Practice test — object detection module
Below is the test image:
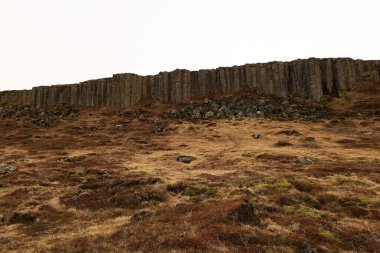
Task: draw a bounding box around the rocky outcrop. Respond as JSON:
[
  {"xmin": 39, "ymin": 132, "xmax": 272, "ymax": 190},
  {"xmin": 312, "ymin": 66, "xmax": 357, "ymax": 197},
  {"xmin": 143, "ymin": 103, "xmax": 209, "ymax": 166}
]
[{"xmin": 1, "ymin": 58, "xmax": 379, "ymax": 110}]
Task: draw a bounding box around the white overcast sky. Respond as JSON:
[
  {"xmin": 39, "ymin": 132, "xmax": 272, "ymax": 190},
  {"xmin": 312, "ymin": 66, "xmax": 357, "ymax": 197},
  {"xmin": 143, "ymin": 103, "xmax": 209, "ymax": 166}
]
[{"xmin": 0, "ymin": 0, "xmax": 379, "ymax": 91}]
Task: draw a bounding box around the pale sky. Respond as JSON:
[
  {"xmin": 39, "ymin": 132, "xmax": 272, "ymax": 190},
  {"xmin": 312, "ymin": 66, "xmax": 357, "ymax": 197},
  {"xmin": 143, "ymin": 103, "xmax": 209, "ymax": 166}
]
[{"xmin": 1, "ymin": 0, "xmax": 379, "ymax": 91}]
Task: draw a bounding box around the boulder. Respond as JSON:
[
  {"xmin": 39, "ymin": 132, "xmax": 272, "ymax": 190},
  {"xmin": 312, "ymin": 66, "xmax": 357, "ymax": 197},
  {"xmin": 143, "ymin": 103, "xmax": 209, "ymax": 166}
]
[
  {"xmin": 176, "ymin": 156, "xmax": 196, "ymax": 164},
  {"xmin": 229, "ymin": 200, "xmax": 259, "ymax": 225}
]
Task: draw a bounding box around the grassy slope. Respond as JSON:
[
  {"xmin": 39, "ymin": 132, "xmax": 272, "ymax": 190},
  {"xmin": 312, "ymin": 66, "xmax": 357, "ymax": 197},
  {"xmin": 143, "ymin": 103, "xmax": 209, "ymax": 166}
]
[{"xmin": 0, "ymin": 82, "xmax": 379, "ymax": 252}]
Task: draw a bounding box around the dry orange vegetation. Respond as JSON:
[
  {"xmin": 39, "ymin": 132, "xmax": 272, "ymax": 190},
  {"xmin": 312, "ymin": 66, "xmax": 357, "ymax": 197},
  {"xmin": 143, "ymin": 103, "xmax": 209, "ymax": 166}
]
[{"xmin": 0, "ymin": 82, "xmax": 380, "ymax": 252}]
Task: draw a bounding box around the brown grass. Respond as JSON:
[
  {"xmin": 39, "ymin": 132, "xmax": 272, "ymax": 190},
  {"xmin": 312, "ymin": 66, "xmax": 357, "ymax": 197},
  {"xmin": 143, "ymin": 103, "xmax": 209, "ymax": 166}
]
[{"xmin": 1, "ymin": 89, "xmax": 380, "ymax": 252}]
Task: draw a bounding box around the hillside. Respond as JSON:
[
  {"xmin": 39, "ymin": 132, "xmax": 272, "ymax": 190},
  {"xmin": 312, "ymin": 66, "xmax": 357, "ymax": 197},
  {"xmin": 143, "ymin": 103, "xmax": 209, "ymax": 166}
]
[{"xmin": 0, "ymin": 81, "xmax": 380, "ymax": 252}]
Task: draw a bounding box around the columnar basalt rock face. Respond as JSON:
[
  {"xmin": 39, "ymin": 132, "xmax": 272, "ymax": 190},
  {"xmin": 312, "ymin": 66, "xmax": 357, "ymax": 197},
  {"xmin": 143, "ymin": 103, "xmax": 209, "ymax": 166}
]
[{"xmin": 1, "ymin": 58, "xmax": 379, "ymax": 110}]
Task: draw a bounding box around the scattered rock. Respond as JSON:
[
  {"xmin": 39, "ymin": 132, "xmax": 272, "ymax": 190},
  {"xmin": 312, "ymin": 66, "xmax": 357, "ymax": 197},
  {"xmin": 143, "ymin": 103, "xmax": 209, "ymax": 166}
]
[
  {"xmin": 162, "ymin": 95, "xmax": 328, "ymax": 121},
  {"xmin": 115, "ymin": 124, "xmax": 123, "ymax": 131},
  {"xmin": 0, "ymin": 163, "xmax": 18, "ymax": 175},
  {"xmin": 252, "ymin": 132, "xmax": 261, "ymax": 139},
  {"xmin": 229, "ymin": 201, "xmax": 259, "ymax": 224},
  {"xmin": 0, "ymin": 106, "xmax": 79, "ymax": 122},
  {"xmin": 176, "ymin": 156, "xmax": 196, "ymax": 164},
  {"xmin": 297, "ymin": 156, "xmax": 313, "ymax": 165}
]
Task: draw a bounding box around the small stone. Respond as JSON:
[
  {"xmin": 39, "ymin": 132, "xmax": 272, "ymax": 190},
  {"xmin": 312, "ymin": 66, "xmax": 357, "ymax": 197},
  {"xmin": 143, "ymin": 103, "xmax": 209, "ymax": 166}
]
[
  {"xmin": 153, "ymin": 118, "xmax": 161, "ymax": 125},
  {"xmin": 212, "ymin": 103, "xmax": 219, "ymax": 110},
  {"xmin": 252, "ymin": 132, "xmax": 261, "ymax": 139},
  {"xmin": 236, "ymin": 111, "xmax": 244, "ymax": 119},
  {"xmin": 246, "ymin": 113, "xmax": 256, "ymax": 118},
  {"xmin": 298, "ymin": 156, "xmax": 313, "ymax": 165},
  {"xmin": 237, "ymin": 100, "xmax": 245, "ymax": 106},
  {"xmin": 139, "ymin": 114, "xmax": 145, "ymax": 121},
  {"xmin": 259, "ymin": 99, "xmax": 266, "ymax": 105},
  {"xmin": 282, "ymin": 100, "xmax": 290, "ymax": 106},
  {"xmin": 176, "ymin": 156, "xmax": 196, "ymax": 164},
  {"xmin": 0, "ymin": 163, "xmax": 18, "ymax": 175},
  {"xmin": 218, "ymin": 105, "xmax": 230, "ymax": 114},
  {"xmin": 265, "ymin": 104, "xmax": 274, "ymax": 113},
  {"xmin": 204, "ymin": 98, "xmax": 211, "ymax": 104},
  {"xmin": 204, "ymin": 111, "xmax": 214, "ymax": 119},
  {"xmin": 115, "ymin": 124, "xmax": 123, "ymax": 131},
  {"xmin": 192, "ymin": 109, "xmax": 201, "ymax": 119},
  {"xmin": 170, "ymin": 109, "xmax": 178, "ymax": 115}
]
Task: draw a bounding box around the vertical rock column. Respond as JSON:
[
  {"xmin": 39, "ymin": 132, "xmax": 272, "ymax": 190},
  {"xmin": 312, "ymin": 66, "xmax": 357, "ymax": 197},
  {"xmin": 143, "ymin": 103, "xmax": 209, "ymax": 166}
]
[{"xmin": 308, "ymin": 59, "xmax": 323, "ymax": 100}]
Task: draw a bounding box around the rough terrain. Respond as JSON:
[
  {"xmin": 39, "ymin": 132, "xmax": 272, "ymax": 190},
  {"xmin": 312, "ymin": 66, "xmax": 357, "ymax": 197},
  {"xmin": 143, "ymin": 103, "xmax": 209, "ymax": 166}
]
[{"xmin": 0, "ymin": 81, "xmax": 379, "ymax": 252}]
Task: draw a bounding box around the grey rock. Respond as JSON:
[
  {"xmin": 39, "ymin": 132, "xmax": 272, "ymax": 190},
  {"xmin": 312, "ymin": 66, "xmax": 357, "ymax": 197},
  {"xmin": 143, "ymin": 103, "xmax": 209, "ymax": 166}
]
[
  {"xmin": 171, "ymin": 109, "xmax": 178, "ymax": 115},
  {"xmin": 282, "ymin": 100, "xmax": 290, "ymax": 106},
  {"xmin": 115, "ymin": 124, "xmax": 123, "ymax": 131},
  {"xmin": 0, "ymin": 163, "xmax": 18, "ymax": 175},
  {"xmin": 218, "ymin": 105, "xmax": 230, "ymax": 114},
  {"xmin": 236, "ymin": 111, "xmax": 244, "ymax": 119},
  {"xmin": 246, "ymin": 113, "xmax": 256, "ymax": 118},
  {"xmin": 265, "ymin": 104, "xmax": 274, "ymax": 113},
  {"xmin": 298, "ymin": 156, "xmax": 313, "ymax": 165},
  {"xmin": 237, "ymin": 100, "xmax": 245, "ymax": 106},
  {"xmin": 192, "ymin": 109, "xmax": 201, "ymax": 119},
  {"xmin": 246, "ymin": 106, "xmax": 257, "ymax": 114},
  {"xmin": 153, "ymin": 118, "xmax": 161, "ymax": 125},
  {"xmin": 204, "ymin": 98, "xmax": 211, "ymax": 104},
  {"xmin": 177, "ymin": 156, "xmax": 196, "ymax": 164},
  {"xmin": 252, "ymin": 132, "xmax": 261, "ymax": 139},
  {"xmin": 204, "ymin": 111, "xmax": 214, "ymax": 119},
  {"xmin": 212, "ymin": 103, "xmax": 219, "ymax": 110}
]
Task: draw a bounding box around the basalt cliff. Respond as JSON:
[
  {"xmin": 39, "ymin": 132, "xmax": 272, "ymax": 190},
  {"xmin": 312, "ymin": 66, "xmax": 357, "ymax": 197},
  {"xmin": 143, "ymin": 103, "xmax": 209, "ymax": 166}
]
[{"xmin": 1, "ymin": 58, "xmax": 379, "ymax": 110}]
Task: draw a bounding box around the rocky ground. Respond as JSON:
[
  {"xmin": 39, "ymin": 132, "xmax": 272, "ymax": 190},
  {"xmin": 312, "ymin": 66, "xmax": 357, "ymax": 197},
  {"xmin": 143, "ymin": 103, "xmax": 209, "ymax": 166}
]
[{"xmin": 0, "ymin": 81, "xmax": 380, "ymax": 253}]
